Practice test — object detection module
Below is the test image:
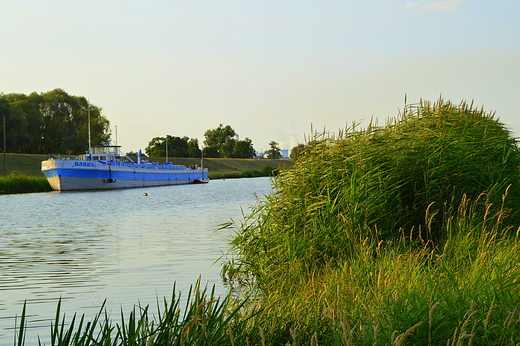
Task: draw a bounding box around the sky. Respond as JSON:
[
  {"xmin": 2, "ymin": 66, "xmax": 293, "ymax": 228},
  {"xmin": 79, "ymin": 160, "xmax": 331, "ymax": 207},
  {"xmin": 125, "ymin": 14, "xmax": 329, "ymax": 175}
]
[{"xmin": 1, "ymin": 0, "xmax": 519, "ymax": 154}]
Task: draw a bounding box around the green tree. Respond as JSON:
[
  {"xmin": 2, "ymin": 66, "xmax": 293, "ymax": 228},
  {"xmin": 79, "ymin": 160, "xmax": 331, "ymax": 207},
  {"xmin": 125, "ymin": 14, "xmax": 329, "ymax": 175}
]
[
  {"xmin": 0, "ymin": 97, "xmax": 14, "ymax": 153},
  {"xmin": 203, "ymin": 146, "xmax": 220, "ymax": 158},
  {"xmin": 221, "ymin": 138, "xmax": 236, "ymax": 158},
  {"xmin": 265, "ymin": 141, "xmax": 281, "ymax": 159},
  {"xmin": 203, "ymin": 124, "xmax": 236, "ymax": 158},
  {"xmin": 187, "ymin": 138, "xmax": 202, "ymax": 158},
  {"xmin": 2, "ymin": 89, "xmax": 111, "ymax": 154},
  {"xmin": 290, "ymin": 143, "xmax": 306, "ymax": 161},
  {"xmin": 145, "ymin": 135, "xmax": 201, "ymax": 158},
  {"xmin": 4, "ymin": 92, "xmax": 44, "ymax": 153},
  {"xmin": 233, "ymin": 137, "xmax": 256, "ymax": 158}
]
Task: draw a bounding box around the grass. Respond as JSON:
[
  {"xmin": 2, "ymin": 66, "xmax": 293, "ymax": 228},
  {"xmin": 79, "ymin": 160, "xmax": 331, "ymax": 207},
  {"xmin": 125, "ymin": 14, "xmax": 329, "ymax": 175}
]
[
  {"xmin": 0, "ymin": 172, "xmax": 52, "ymax": 194},
  {"xmin": 0, "ymin": 154, "xmax": 290, "ymax": 193},
  {"xmin": 0, "ymin": 154, "xmax": 291, "ymax": 180},
  {"xmin": 14, "ymin": 280, "xmax": 260, "ymax": 346},
  {"xmin": 10, "ymin": 98, "xmax": 520, "ymax": 344},
  {"xmin": 224, "ymin": 98, "xmax": 520, "ymax": 344}
]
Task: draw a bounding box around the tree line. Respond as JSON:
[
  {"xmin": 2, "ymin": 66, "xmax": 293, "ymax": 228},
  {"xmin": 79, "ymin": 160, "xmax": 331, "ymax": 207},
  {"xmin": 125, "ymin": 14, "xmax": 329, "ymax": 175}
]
[
  {"xmin": 0, "ymin": 89, "xmax": 110, "ymax": 154},
  {"xmin": 1, "ymin": 89, "xmax": 287, "ymax": 159},
  {"xmin": 146, "ymin": 124, "xmax": 284, "ymax": 159}
]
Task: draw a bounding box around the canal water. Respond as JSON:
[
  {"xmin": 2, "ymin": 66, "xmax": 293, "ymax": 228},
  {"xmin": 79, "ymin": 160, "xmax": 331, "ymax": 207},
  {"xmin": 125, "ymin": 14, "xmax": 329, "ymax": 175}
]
[{"xmin": 0, "ymin": 177, "xmax": 272, "ymax": 345}]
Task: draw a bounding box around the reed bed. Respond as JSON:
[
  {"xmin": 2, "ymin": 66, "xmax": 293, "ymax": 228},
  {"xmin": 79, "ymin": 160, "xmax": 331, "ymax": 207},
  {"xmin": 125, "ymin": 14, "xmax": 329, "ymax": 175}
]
[
  {"xmin": 0, "ymin": 172, "xmax": 52, "ymax": 194},
  {"xmin": 225, "ymin": 99, "xmax": 520, "ymax": 344},
  {"xmin": 12, "ymin": 99, "xmax": 520, "ymax": 345}
]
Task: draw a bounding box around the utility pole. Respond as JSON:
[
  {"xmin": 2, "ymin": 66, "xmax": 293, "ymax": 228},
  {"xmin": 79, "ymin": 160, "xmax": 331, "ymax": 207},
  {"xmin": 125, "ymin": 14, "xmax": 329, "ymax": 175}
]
[
  {"xmin": 3, "ymin": 115, "xmax": 6, "ymax": 176},
  {"xmin": 87, "ymin": 108, "xmax": 92, "ymax": 154},
  {"xmin": 166, "ymin": 135, "xmax": 168, "ymax": 163},
  {"xmin": 114, "ymin": 125, "xmax": 118, "ymax": 155}
]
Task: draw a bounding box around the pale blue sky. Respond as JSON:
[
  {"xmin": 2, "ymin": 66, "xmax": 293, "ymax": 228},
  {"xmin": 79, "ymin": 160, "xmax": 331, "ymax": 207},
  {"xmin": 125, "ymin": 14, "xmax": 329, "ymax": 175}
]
[{"xmin": 2, "ymin": 0, "xmax": 519, "ymax": 153}]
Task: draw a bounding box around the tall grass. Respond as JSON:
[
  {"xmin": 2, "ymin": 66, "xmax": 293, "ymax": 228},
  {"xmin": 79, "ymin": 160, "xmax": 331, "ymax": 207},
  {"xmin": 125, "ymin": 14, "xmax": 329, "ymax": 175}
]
[
  {"xmin": 0, "ymin": 172, "xmax": 52, "ymax": 194},
  {"xmin": 224, "ymin": 99, "xmax": 520, "ymax": 344},
  {"xmin": 14, "ymin": 280, "xmax": 261, "ymax": 346}
]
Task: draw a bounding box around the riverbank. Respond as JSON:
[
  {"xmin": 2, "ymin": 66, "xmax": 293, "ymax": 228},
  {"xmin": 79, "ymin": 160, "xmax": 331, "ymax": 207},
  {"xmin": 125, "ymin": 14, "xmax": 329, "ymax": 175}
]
[
  {"xmin": 0, "ymin": 153, "xmax": 291, "ymax": 178},
  {"xmin": 0, "ymin": 173, "xmax": 52, "ymax": 194},
  {"xmin": 0, "ymin": 154, "xmax": 292, "ymax": 193}
]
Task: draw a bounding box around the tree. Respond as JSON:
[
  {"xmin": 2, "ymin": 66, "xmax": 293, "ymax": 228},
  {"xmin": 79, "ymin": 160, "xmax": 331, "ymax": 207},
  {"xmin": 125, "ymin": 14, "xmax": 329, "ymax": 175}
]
[
  {"xmin": 265, "ymin": 141, "xmax": 281, "ymax": 159},
  {"xmin": 233, "ymin": 137, "xmax": 256, "ymax": 158},
  {"xmin": 203, "ymin": 146, "xmax": 220, "ymax": 158},
  {"xmin": 203, "ymin": 124, "xmax": 236, "ymax": 158},
  {"xmin": 0, "ymin": 97, "xmax": 14, "ymax": 153},
  {"xmin": 187, "ymin": 138, "xmax": 202, "ymax": 158},
  {"xmin": 290, "ymin": 143, "xmax": 306, "ymax": 161},
  {"xmin": 145, "ymin": 135, "xmax": 201, "ymax": 158},
  {"xmin": 5, "ymin": 92, "xmax": 44, "ymax": 153},
  {"xmin": 1, "ymin": 89, "xmax": 111, "ymax": 154}
]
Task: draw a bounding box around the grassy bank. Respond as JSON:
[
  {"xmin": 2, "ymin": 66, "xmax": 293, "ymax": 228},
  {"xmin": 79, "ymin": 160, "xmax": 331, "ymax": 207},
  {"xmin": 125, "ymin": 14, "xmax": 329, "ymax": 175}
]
[
  {"xmin": 0, "ymin": 154, "xmax": 291, "ymax": 179},
  {"xmin": 11, "ymin": 99, "xmax": 520, "ymax": 344},
  {"xmin": 0, "ymin": 173, "xmax": 52, "ymax": 194},
  {"xmin": 0, "ymin": 154, "xmax": 291, "ymax": 193}
]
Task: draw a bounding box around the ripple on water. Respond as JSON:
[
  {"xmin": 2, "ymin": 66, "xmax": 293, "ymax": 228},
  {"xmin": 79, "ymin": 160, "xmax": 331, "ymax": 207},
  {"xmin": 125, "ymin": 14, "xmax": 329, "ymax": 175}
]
[{"xmin": 0, "ymin": 177, "xmax": 272, "ymax": 344}]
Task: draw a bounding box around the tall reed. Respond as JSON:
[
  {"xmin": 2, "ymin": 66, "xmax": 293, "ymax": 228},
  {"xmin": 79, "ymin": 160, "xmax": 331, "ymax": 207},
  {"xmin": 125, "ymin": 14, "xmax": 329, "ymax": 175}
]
[
  {"xmin": 224, "ymin": 98, "xmax": 520, "ymax": 344},
  {"xmin": 14, "ymin": 280, "xmax": 259, "ymax": 346}
]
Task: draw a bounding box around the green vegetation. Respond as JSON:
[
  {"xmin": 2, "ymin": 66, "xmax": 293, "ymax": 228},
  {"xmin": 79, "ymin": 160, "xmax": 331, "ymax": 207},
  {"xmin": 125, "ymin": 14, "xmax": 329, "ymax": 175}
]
[
  {"xmin": 1, "ymin": 89, "xmax": 110, "ymax": 154},
  {"xmin": 264, "ymin": 140, "xmax": 282, "ymax": 159},
  {"xmin": 203, "ymin": 124, "xmax": 257, "ymax": 158},
  {"xmin": 0, "ymin": 172, "xmax": 52, "ymax": 194},
  {"xmin": 0, "ymin": 153, "xmax": 290, "ymax": 193},
  {"xmin": 145, "ymin": 135, "xmax": 202, "ymax": 158},
  {"xmin": 225, "ymin": 99, "xmax": 520, "ymax": 344},
  {"xmin": 15, "ymin": 280, "xmax": 258, "ymax": 346},
  {"xmin": 290, "ymin": 142, "xmax": 306, "ymax": 161},
  {"xmin": 11, "ymin": 99, "xmax": 520, "ymax": 344}
]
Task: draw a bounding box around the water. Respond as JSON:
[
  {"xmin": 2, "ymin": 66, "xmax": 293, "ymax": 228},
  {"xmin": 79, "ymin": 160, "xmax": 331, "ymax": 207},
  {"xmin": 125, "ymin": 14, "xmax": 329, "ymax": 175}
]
[{"xmin": 0, "ymin": 177, "xmax": 272, "ymax": 345}]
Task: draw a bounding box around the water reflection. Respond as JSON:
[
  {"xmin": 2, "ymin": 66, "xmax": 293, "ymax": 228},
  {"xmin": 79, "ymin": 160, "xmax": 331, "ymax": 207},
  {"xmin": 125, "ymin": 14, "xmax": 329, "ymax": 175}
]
[{"xmin": 0, "ymin": 177, "xmax": 271, "ymax": 344}]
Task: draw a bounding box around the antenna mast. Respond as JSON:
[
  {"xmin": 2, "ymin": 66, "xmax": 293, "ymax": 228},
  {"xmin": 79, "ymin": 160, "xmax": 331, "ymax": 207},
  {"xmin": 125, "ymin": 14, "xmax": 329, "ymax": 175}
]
[{"xmin": 87, "ymin": 108, "xmax": 92, "ymax": 153}]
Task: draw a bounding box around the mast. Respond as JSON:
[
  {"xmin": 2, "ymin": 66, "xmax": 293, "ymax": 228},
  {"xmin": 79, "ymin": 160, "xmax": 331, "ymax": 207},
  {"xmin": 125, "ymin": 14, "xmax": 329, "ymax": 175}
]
[
  {"xmin": 87, "ymin": 108, "xmax": 92, "ymax": 154},
  {"xmin": 3, "ymin": 115, "xmax": 6, "ymax": 176},
  {"xmin": 115, "ymin": 125, "xmax": 118, "ymax": 155},
  {"xmin": 201, "ymin": 149, "xmax": 204, "ymax": 179}
]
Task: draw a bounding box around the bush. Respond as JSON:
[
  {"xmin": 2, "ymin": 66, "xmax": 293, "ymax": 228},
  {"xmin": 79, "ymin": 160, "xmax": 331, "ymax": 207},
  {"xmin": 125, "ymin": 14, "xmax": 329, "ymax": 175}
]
[
  {"xmin": 224, "ymin": 99, "xmax": 520, "ymax": 344},
  {"xmin": 229, "ymin": 98, "xmax": 520, "ymax": 287},
  {"xmin": 0, "ymin": 172, "xmax": 52, "ymax": 193}
]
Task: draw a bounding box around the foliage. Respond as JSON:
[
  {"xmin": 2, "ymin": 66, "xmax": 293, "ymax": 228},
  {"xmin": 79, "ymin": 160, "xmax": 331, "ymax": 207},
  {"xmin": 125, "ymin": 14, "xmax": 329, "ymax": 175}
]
[
  {"xmin": 144, "ymin": 135, "xmax": 201, "ymax": 158},
  {"xmin": 265, "ymin": 141, "xmax": 281, "ymax": 159},
  {"xmin": 232, "ymin": 137, "xmax": 256, "ymax": 158},
  {"xmin": 223, "ymin": 210, "xmax": 520, "ymax": 345},
  {"xmin": 11, "ymin": 98, "xmax": 520, "ymax": 344},
  {"xmin": 0, "ymin": 172, "xmax": 52, "ymax": 193},
  {"xmin": 203, "ymin": 124, "xmax": 256, "ymax": 158},
  {"xmin": 241, "ymin": 165, "xmax": 277, "ymax": 178},
  {"xmin": 15, "ymin": 280, "xmax": 259, "ymax": 346},
  {"xmin": 0, "ymin": 89, "xmax": 110, "ymax": 154},
  {"xmin": 290, "ymin": 143, "xmax": 306, "ymax": 161},
  {"xmin": 222, "ymin": 98, "xmax": 520, "ymax": 344}
]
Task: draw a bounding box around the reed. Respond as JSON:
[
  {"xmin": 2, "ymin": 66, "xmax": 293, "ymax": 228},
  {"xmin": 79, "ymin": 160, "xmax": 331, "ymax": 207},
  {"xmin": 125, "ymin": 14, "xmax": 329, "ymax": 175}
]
[
  {"xmin": 224, "ymin": 98, "xmax": 520, "ymax": 344},
  {"xmin": 14, "ymin": 280, "xmax": 261, "ymax": 346},
  {"xmin": 0, "ymin": 172, "xmax": 52, "ymax": 194}
]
